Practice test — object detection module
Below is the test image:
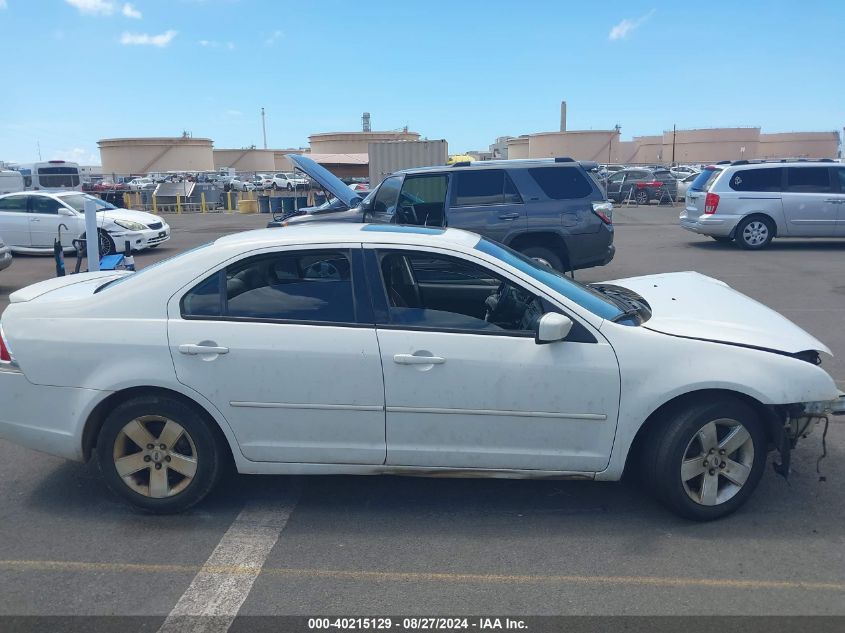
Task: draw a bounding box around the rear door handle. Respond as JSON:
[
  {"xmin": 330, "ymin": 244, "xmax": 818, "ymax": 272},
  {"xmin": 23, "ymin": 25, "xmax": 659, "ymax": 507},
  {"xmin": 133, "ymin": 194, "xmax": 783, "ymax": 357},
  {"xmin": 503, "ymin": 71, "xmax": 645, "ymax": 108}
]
[
  {"xmin": 179, "ymin": 343, "xmax": 229, "ymax": 355},
  {"xmin": 498, "ymin": 212, "xmax": 520, "ymax": 220},
  {"xmin": 393, "ymin": 353, "xmax": 446, "ymax": 365}
]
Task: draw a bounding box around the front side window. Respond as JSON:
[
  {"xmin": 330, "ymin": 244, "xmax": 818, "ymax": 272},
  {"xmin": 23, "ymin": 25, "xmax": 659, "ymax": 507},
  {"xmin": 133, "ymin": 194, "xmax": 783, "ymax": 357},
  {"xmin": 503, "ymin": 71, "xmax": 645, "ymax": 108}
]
[
  {"xmin": 837, "ymin": 168, "xmax": 845, "ymax": 191},
  {"xmin": 396, "ymin": 174, "xmax": 448, "ymax": 226},
  {"xmin": 30, "ymin": 196, "xmax": 63, "ymax": 215},
  {"xmin": 0, "ymin": 195, "xmax": 28, "ymax": 212},
  {"xmin": 376, "ymin": 250, "xmax": 543, "ymax": 334},
  {"xmin": 182, "ymin": 249, "xmax": 356, "ymax": 324},
  {"xmin": 786, "ymin": 167, "xmax": 831, "ymax": 193},
  {"xmin": 528, "ymin": 167, "xmax": 593, "ymax": 199},
  {"xmin": 608, "ymin": 173, "xmax": 625, "ymax": 184},
  {"xmin": 728, "ymin": 168, "xmax": 783, "ymax": 192},
  {"xmin": 60, "ymin": 193, "xmax": 116, "ymax": 213},
  {"xmin": 372, "ymin": 176, "xmax": 402, "ymax": 217}
]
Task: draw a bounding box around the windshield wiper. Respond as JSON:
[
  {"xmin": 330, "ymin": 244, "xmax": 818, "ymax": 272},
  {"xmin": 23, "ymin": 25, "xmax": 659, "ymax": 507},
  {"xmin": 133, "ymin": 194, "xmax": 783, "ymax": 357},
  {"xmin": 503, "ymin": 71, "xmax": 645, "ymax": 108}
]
[{"xmin": 611, "ymin": 307, "xmax": 641, "ymax": 323}]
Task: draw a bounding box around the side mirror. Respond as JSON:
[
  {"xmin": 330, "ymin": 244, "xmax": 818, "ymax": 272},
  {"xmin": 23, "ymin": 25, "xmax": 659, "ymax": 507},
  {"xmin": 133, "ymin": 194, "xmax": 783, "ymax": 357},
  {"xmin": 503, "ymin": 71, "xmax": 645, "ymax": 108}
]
[
  {"xmin": 535, "ymin": 312, "xmax": 573, "ymax": 344},
  {"xmin": 59, "ymin": 207, "xmax": 75, "ymax": 216}
]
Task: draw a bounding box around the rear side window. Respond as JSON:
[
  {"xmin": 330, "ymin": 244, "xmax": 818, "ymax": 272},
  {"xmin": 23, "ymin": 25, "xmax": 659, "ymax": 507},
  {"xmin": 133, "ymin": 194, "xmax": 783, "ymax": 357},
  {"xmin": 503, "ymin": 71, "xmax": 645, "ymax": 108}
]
[
  {"xmin": 837, "ymin": 168, "xmax": 845, "ymax": 192},
  {"xmin": 182, "ymin": 250, "xmax": 356, "ymax": 324},
  {"xmin": 453, "ymin": 170, "xmax": 520, "ymax": 206},
  {"xmin": 0, "ymin": 195, "xmax": 28, "ymax": 212},
  {"xmin": 690, "ymin": 168, "xmax": 721, "ymax": 192},
  {"xmin": 528, "ymin": 167, "xmax": 593, "ymax": 199},
  {"xmin": 786, "ymin": 167, "xmax": 831, "ymax": 193},
  {"xmin": 728, "ymin": 168, "xmax": 783, "ymax": 192}
]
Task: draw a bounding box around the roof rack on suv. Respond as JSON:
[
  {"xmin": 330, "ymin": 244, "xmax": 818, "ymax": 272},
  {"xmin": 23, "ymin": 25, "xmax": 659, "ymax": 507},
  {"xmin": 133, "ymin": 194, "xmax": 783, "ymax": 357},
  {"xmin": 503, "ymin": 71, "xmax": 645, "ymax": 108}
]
[
  {"xmin": 554, "ymin": 157, "xmax": 575, "ymax": 163},
  {"xmin": 731, "ymin": 160, "xmax": 750, "ymax": 166},
  {"xmin": 716, "ymin": 161, "xmax": 732, "ymax": 165},
  {"xmin": 450, "ymin": 161, "xmax": 471, "ymax": 167}
]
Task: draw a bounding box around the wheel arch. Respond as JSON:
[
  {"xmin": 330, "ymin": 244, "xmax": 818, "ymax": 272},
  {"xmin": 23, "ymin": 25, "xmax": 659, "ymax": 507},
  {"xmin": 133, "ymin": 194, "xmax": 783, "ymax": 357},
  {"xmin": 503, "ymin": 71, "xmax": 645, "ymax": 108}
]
[
  {"xmin": 506, "ymin": 231, "xmax": 570, "ymax": 267},
  {"xmin": 732, "ymin": 212, "xmax": 779, "ymax": 238},
  {"xmin": 82, "ymin": 385, "xmax": 236, "ymax": 466},
  {"xmin": 622, "ymin": 388, "xmax": 780, "ymax": 478}
]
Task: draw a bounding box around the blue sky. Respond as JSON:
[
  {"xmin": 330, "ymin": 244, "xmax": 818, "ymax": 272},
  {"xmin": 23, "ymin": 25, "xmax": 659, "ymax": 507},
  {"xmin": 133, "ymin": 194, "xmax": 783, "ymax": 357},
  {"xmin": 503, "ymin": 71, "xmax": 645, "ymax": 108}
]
[{"xmin": 1, "ymin": 0, "xmax": 843, "ymax": 164}]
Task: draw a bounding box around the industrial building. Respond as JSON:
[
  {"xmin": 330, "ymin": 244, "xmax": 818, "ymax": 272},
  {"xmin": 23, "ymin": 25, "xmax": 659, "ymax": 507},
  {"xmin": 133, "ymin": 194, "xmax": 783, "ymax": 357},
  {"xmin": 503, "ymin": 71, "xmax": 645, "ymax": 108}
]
[
  {"xmin": 500, "ymin": 102, "xmax": 841, "ymax": 164},
  {"xmin": 98, "ymin": 135, "xmax": 215, "ymax": 177}
]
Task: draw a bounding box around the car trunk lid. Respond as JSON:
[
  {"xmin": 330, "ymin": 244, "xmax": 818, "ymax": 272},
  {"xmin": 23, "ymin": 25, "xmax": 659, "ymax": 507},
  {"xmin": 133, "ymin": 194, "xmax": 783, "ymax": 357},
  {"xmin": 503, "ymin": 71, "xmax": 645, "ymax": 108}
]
[{"xmin": 8, "ymin": 271, "xmax": 131, "ymax": 304}]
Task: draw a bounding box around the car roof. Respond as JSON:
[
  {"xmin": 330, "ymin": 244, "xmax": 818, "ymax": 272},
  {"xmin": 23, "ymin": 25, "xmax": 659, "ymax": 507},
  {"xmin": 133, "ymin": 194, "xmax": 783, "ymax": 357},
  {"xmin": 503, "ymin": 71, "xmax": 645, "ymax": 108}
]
[
  {"xmin": 395, "ymin": 158, "xmax": 590, "ymax": 176},
  {"xmin": 725, "ymin": 160, "xmax": 836, "ymax": 170},
  {"xmin": 214, "ymin": 223, "xmax": 482, "ymax": 250}
]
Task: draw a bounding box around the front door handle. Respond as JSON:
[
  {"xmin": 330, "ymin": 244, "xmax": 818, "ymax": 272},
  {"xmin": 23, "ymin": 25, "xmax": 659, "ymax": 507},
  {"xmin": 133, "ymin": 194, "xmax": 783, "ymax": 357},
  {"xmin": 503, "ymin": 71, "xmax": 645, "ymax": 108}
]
[
  {"xmin": 179, "ymin": 343, "xmax": 229, "ymax": 355},
  {"xmin": 393, "ymin": 353, "xmax": 445, "ymax": 365},
  {"xmin": 498, "ymin": 212, "xmax": 520, "ymax": 220}
]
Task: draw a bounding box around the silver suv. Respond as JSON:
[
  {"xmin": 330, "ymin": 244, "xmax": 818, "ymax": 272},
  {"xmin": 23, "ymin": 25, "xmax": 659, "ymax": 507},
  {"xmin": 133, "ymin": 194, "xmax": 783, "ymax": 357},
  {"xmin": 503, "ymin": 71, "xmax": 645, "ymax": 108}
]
[{"xmin": 680, "ymin": 160, "xmax": 845, "ymax": 249}]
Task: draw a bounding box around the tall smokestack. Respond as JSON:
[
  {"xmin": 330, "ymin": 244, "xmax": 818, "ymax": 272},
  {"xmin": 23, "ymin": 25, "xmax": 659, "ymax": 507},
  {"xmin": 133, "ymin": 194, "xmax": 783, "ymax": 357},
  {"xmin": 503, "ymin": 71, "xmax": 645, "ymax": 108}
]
[
  {"xmin": 362, "ymin": 112, "xmax": 371, "ymax": 132},
  {"xmin": 560, "ymin": 101, "xmax": 567, "ymax": 132}
]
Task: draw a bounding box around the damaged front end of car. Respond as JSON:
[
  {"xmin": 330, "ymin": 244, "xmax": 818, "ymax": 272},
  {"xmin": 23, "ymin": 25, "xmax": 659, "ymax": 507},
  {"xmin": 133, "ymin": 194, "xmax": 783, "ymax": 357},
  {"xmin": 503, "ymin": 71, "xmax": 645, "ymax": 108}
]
[{"xmin": 768, "ymin": 394, "xmax": 845, "ymax": 479}]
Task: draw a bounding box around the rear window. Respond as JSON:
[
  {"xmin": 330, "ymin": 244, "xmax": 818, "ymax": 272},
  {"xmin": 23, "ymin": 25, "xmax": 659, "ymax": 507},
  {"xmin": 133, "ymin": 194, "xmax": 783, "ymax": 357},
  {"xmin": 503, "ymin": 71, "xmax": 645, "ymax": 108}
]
[
  {"xmin": 689, "ymin": 168, "xmax": 721, "ymax": 192},
  {"xmin": 728, "ymin": 167, "xmax": 783, "ymax": 192},
  {"xmin": 528, "ymin": 167, "xmax": 593, "ymax": 199}
]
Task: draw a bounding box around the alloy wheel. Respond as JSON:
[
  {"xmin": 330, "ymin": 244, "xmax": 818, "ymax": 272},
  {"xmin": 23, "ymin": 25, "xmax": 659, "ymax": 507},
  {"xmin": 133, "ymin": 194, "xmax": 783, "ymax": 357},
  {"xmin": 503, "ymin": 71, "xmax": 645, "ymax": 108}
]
[
  {"xmin": 112, "ymin": 416, "xmax": 198, "ymax": 498},
  {"xmin": 741, "ymin": 221, "xmax": 769, "ymax": 247},
  {"xmin": 680, "ymin": 418, "xmax": 755, "ymax": 506}
]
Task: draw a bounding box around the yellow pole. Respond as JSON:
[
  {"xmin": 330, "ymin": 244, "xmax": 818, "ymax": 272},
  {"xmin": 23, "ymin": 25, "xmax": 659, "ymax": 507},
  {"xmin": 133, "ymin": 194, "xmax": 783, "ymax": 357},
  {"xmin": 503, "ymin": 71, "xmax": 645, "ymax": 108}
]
[
  {"xmin": 227, "ymin": 191, "xmax": 233, "ymax": 213},
  {"xmin": 123, "ymin": 192, "xmax": 130, "ymax": 208},
  {"xmin": 200, "ymin": 192, "xmax": 207, "ymax": 213},
  {"xmin": 176, "ymin": 194, "xmax": 181, "ymax": 214},
  {"xmin": 152, "ymin": 195, "xmax": 157, "ymax": 214}
]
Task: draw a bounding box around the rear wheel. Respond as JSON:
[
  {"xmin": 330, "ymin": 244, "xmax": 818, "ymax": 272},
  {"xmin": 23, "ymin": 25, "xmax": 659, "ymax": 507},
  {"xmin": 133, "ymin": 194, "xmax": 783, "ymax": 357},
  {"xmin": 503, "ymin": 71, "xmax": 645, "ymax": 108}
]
[
  {"xmin": 518, "ymin": 245, "xmax": 563, "ymax": 272},
  {"xmin": 736, "ymin": 216, "xmax": 774, "ymax": 250},
  {"xmin": 96, "ymin": 396, "xmax": 224, "ymax": 513},
  {"xmin": 635, "ymin": 189, "xmax": 649, "ymax": 205},
  {"xmin": 643, "ymin": 398, "xmax": 767, "ymax": 521}
]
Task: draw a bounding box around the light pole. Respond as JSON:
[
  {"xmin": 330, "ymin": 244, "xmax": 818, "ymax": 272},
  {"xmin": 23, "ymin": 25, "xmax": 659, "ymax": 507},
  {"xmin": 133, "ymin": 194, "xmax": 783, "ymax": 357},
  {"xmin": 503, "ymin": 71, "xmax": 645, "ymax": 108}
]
[{"xmin": 261, "ymin": 107, "xmax": 267, "ymax": 149}]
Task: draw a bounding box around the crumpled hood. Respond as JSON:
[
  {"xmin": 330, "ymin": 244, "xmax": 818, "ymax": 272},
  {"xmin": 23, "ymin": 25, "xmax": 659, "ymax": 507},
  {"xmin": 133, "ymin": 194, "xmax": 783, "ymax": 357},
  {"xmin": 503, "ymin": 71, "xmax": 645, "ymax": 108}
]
[{"xmin": 603, "ymin": 271, "xmax": 832, "ymax": 356}]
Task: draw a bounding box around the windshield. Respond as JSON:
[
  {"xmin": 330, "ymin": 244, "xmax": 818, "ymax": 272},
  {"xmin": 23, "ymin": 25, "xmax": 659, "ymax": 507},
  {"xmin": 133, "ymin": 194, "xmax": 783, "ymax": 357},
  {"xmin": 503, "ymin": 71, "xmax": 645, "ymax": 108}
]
[
  {"xmin": 474, "ymin": 238, "xmax": 622, "ymax": 320},
  {"xmin": 60, "ymin": 193, "xmax": 117, "ymax": 213}
]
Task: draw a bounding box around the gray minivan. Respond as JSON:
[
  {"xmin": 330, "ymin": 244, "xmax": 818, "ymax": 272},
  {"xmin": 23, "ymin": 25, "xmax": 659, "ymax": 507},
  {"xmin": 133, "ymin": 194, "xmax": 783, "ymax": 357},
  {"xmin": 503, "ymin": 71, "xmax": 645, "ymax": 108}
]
[{"xmin": 282, "ymin": 155, "xmax": 615, "ymax": 272}]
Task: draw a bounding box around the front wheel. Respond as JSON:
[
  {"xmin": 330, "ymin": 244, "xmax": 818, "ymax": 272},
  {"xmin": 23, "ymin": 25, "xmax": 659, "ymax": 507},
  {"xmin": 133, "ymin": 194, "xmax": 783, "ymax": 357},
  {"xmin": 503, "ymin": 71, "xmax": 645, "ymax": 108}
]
[
  {"xmin": 96, "ymin": 396, "xmax": 225, "ymax": 513},
  {"xmin": 286, "ymin": 183, "xmax": 293, "ymax": 191},
  {"xmin": 518, "ymin": 245, "xmax": 564, "ymax": 272},
  {"xmin": 643, "ymin": 398, "xmax": 767, "ymax": 521}
]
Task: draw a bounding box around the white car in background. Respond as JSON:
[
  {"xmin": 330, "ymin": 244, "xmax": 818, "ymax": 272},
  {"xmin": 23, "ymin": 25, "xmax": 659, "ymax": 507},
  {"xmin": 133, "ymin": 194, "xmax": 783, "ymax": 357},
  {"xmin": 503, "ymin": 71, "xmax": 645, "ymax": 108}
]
[
  {"xmin": 127, "ymin": 178, "xmax": 156, "ymax": 191},
  {"xmin": 0, "ymin": 191, "xmax": 170, "ymax": 255},
  {"xmin": 267, "ymin": 172, "xmax": 309, "ymax": 190},
  {"xmin": 0, "ymin": 224, "xmax": 840, "ymax": 519},
  {"xmin": 676, "ymin": 172, "xmax": 699, "ymax": 200}
]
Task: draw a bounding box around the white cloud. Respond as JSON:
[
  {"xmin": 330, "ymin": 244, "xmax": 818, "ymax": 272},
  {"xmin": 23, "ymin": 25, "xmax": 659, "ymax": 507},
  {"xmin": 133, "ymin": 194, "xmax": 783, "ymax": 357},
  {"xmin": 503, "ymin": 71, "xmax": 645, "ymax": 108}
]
[
  {"xmin": 64, "ymin": 0, "xmax": 115, "ymax": 16},
  {"xmin": 198, "ymin": 39, "xmax": 236, "ymax": 50},
  {"xmin": 264, "ymin": 30, "xmax": 284, "ymax": 46},
  {"xmin": 121, "ymin": 30, "xmax": 178, "ymax": 47},
  {"xmin": 0, "ymin": 1, "xmax": 7, "ymax": 10},
  {"xmin": 122, "ymin": 2, "xmax": 142, "ymax": 18},
  {"xmin": 608, "ymin": 9, "xmax": 655, "ymax": 41}
]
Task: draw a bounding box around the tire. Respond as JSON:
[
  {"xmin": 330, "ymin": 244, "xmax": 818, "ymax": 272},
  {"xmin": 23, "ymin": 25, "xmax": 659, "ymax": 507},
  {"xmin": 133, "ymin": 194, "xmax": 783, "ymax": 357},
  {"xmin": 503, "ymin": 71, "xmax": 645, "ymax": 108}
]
[
  {"xmin": 643, "ymin": 398, "xmax": 767, "ymax": 521},
  {"xmin": 635, "ymin": 189, "xmax": 649, "ymax": 205},
  {"xmin": 82, "ymin": 230, "xmax": 115, "ymax": 257},
  {"xmin": 286, "ymin": 183, "xmax": 293, "ymax": 191},
  {"xmin": 96, "ymin": 395, "xmax": 225, "ymax": 514},
  {"xmin": 736, "ymin": 215, "xmax": 774, "ymax": 250},
  {"xmin": 272, "ymin": 182, "xmax": 279, "ymax": 190},
  {"xmin": 711, "ymin": 236, "xmax": 733, "ymax": 243},
  {"xmin": 518, "ymin": 245, "xmax": 564, "ymax": 272}
]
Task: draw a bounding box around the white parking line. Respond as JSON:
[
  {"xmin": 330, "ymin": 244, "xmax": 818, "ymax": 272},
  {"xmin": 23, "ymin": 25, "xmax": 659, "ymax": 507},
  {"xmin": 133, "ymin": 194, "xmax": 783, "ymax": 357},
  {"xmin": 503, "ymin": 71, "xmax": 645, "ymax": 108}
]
[{"xmin": 157, "ymin": 486, "xmax": 301, "ymax": 633}]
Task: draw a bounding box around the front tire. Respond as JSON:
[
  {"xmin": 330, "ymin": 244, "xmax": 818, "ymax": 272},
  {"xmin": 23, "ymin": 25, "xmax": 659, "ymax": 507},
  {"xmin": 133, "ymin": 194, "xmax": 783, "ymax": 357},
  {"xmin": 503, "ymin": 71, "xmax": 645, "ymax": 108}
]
[
  {"xmin": 736, "ymin": 216, "xmax": 774, "ymax": 250},
  {"xmin": 643, "ymin": 398, "xmax": 767, "ymax": 521},
  {"xmin": 286, "ymin": 183, "xmax": 293, "ymax": 191},
  {"xmin": 96, "ymin": 396, "xmax": 224, "ymax": 514}
]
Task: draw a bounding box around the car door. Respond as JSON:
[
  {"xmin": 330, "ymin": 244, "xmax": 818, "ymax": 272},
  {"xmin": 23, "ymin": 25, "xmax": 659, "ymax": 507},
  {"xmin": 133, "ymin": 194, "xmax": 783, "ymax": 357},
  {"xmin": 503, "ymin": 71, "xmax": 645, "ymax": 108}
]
[
  {"xmin": 168, "ymin": 245, "xmax": 387, "ymax": 464},
  {"xmin": 606, "ymin": 172, "xmax": 625, "ymax": 201},
  {"xmin": 836, "ymin": 167, "xmax": 845, "ymax": 236},
  {"xmin": 781, "ymin": 167, "xmax": 837, "ymax": 236},
  {"xmin": 365, "ymin": 246, "xmax": 620, "ymax": 473},
  {"xmin": 447, "ymin": 169, "xmax": 525, "ymax": 242},
  {"xmin": 395, "ymin": 173, "xmax": 449, "ymax": 227},
  {"xmin": 28, "ymin": 195, "xmax": 69, "ymax": 248},
  {"xmin": 0, "ymin": 195, "xmax": 33, "ymax": 248},
  {"xmin": 366, "ymin": 175, "xmax": 403, "ymax": 223}
]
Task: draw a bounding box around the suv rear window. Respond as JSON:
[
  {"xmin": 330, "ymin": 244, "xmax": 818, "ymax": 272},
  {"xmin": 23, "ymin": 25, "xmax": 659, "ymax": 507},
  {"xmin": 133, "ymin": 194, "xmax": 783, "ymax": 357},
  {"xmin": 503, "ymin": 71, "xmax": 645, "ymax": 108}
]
[
  {"xmin": 528, "ymin": 167, "xmax": 593, "ymax": 199},
  {"xmin": 689, "ymin": 168, "xmax": 721, "ymax": 192},
  {"xmin": 728, "ymin": 167, "xmax": 783, "ymax": 192}
]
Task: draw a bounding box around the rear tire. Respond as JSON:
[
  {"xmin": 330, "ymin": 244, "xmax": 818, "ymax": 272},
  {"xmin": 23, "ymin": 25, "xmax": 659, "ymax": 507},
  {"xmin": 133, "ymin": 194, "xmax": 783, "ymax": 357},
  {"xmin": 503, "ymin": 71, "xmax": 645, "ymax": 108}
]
[
  {"xmin": 642, "ymin": 398, "xmax": 767, "ymax": 521},
  {"xmin": 518, "ymin": 245, "xmax": 564, "ymax": 272},
  {"xmin": 96, "ymin": 396, "xmax": 224, "ymax": 514},
  {"xmin": 635, "ymin": 189, "xmax": 649, "ymax": 205},
  {"xmin": 736, "ymin": 216, "xmax": 774, "ymax": 250}
]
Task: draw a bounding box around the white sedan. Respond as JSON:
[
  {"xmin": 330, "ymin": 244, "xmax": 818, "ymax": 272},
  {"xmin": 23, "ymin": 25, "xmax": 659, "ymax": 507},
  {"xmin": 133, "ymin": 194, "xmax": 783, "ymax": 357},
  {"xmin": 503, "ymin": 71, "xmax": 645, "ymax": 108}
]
[
  {"xmin": 0, "ymin": 191, "xmax": 170, "ymax": 255},
  {"xmin": 0, "ymin": 224, "xmax": 840, "ymax": 519}
]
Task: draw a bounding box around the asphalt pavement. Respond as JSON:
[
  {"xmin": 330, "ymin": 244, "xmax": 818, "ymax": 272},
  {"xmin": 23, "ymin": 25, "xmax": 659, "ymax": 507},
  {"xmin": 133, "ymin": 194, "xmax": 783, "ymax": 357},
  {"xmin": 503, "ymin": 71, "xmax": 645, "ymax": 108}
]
[{"xmin": 0, "ymin": 207, "xmax": 844, "ymax": 621}]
